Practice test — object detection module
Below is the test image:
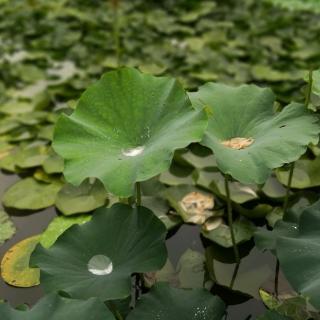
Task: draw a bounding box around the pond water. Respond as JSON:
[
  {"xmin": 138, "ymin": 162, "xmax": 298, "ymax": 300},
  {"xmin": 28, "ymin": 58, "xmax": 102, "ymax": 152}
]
[{"xmin": 0, "ymin": 172, "xmax": 283, "ymax": 319}]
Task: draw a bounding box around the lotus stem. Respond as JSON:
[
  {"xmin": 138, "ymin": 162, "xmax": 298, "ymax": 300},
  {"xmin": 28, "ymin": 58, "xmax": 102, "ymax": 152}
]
[
  {"xmin": 305, "ymin": 69, "xmax": 313, "ymax": 108},
  {"xmin": 108, "ymin": 302, "xmax": 123, "ymax": 320},
  {"xmin": 229, "ymin": 262, "xmax": 240, "ymax": 289},
  {"xmin": 136, "ymin": 182, "xmax": 141, "ymax": 206},
  {"xmin": 224, "ymin": 175, "xmax": 240, "ymax": 263},
  {"xmin": 274, "ymin": 259, "xmax": 280, "ymax": 298},
  {"xmin": 110, "ymin": 0, "xmax": 121, "ymax": 66},
  {"xmin": 283, "ymin": 162, "xmax": 295, "ymax": 213}
]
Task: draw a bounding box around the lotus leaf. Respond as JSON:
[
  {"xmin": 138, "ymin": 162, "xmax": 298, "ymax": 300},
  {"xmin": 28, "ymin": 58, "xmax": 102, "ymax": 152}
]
[
  {"xmin": 53, "ymin": 67, "xmax": 207, "ymax": 197},
  {"xmin": 2, "ymin": 178, "xmax": 63, "ymax": 210},
  {"xmin": 31, "ymin": 203, "xmax": 167, "ymax": 301},
  {"xmin": 55, "ymin": 179, "xmax": 108, "ymax": 215},
  {"xmin": 0, "ymin": 293, "xmax": 115, "ymax": 320},
  {"xmin": 266, "ymin": 0, "xmax": 320, "ymax": 12},
  {"xmin": 189, "ymin": 83, "xmax": 320, "ymax": 185},
  {"xmin": 1, "ymin": 235, "xmax": 40, "ymax": 287},
  {"xmin": 0, "ymin": 210, "xmax": 16, "ymax": 245},
  {"xmin": 127, "ymin": 283, "xmax": 225, "ymax": 320},
  {"xmin": 277, "ymin": 200, "xmax": 320, "ymax": 309}
]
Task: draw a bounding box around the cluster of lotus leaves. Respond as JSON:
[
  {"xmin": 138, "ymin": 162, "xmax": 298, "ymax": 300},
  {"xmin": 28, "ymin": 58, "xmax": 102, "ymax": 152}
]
[
  {"xmin": 189, "ymin": 83, "xmax": 320, "ymax": 184},
  {"xmin": 53, "ymin": 67, "xmax": 207, "ymax": 197},
  {"xmin": 31, "ymin": 203, "xmax": 168, "ymax": 301}
]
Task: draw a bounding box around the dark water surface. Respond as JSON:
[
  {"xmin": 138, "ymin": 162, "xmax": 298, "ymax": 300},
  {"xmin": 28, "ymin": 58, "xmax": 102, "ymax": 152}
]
[{"xmin": 0, "ymin": 172, "xmax": 274, "ymax": 319}]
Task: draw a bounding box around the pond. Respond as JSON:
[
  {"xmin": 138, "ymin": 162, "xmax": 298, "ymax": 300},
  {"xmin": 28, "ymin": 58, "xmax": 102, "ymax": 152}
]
[{"xmin": 0, "ymin": 172, "xmax": 281, "ymax": 319}]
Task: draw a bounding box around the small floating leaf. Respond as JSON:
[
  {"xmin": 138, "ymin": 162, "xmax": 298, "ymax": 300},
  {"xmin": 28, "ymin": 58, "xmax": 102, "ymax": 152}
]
[
  {"xmin": 0, "ymin": 210, "xmax": 16, "ymax": 246},
  {"xmin": 2, "ymin": 178, "xmax": 62, "ymax": 210},
  {"xmin": 1, "ymin": 235, "xmax": 40, "ymax": 287}
]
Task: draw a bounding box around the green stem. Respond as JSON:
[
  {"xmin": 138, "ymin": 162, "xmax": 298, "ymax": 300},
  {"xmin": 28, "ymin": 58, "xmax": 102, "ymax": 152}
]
[
  {"xmin": 108, "ymin": 302, "xmax": 123, "ymax": 320},
  {"xmin": 224, "ymin": 175, "xmax": 240, "ymax": 263},
  {"xmin": 274, "ymin": 259, "xmax": 280, "ymax": 298},
  {"xmin": 136, "ymin": 182, "xmax": 141, "ymax": 206},
  {"xmin": 229, "ymin": 262, "xmax": 240, "ymax": 289},
  {"xmin": 111, "ymin": 0, "xmax": 121, "ymax": 67},
  {"xmin": 305, "ymin": 69, "xmax": 313, "ymax": 108},
  {"xmin": 283, "ymin": 162, "xmax": 295, "ymax": 213}
]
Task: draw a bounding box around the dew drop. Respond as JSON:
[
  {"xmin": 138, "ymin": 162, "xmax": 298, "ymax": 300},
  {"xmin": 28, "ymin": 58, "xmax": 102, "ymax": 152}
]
[
  {"xmin": 88, "ymin": 255, "xmax": 113, "ymax": 275},
  {"xmin": 122, "ymin": 146, "xmax": 145, "ymax": 157}
]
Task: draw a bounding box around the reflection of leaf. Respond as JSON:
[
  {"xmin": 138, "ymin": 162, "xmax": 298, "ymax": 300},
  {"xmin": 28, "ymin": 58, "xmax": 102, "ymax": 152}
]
[
  {"xmin": 3, "ymin": 178, "xmax": 62, "ymax": 210},
  {"xmin": 53, "ymin": 68, "xmax": 207, "ymax": 197},
  {"xmin": 127, "ymin": 283, "xmax": 225, "ymax": 320},
  {"xmin": 1, "ymin": 235, "xmax": 40, "ymax": 287},
  {"xmin": 0, "ymin": 293, "xmax": 115, "ymax": 320},
  {"xmin": 0, "ymin": 210, "xmax": 16, "ymax": 246},
  {"xmin": 190, "ymin": 83, "xmax": 320, "ymax": 185},
  {"xmin": 31, "ymin": 204, "xmax": 167, "ymax": 301}
]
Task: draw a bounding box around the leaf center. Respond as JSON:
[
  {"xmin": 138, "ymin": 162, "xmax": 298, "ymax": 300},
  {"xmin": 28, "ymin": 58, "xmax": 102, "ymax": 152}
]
[
  {"xmin": 221, "ymin": 137, "xmax": 254, "ymax": 150},
  {"xmin": 87, "ymin": 255, "xmax": 113, "ymax": 275},
  {"xmin": 122, "ymin": 146, "xmax": 145, "ymax": 157}
]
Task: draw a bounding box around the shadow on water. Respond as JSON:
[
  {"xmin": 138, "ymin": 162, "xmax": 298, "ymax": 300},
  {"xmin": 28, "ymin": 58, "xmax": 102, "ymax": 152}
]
[{"xmin": 0, "ymin": 172, "xmax": 282, "ymax": 318}]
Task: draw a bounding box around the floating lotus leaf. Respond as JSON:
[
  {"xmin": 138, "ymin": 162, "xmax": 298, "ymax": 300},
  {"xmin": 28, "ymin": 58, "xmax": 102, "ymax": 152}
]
[
  {"xmin": 15, "ymin": 145, "xmax": 48, "ymax": 169},
  {"xmin": 276, "ymin": 157, "xmax": 320, "ymax": 189},
  {"xmin": 189, "ymin": 83, "xmax": 320, "ymax": 185},
  {"xmin": 2, "ymin": 178, "xmax": 63, "ymax": 210},
  {"xmin": 127, "ymin": 283, "xmax": 225, "ymax": 320},
  {"xmin": 53, "ymin": 67, "xmax": 207, "ymax": 197},
  {"xmin": 202, "ymin": 218, "xmax": 256, "ymax": 248},
  {"xmin": 55, "ymin": 179, "xmax": 108, "ymax": 215},
  {"xmin": 1, "ymin": 235, "xmax": 40, "ymax": 287},
  {"xmin": 40, "ymin": 214, "xmax": 92, "ymax": 248},
  {"xmin": 0, "ymin": 293, "xmax": 115, "ymax": 320},
  {"xmin": 266, "ymin": 0, "xmax": 320, "ymax": 13},
  {"xmin": 0, "ymin": 210, "xmax": 16, "ymax": 245},
  {"xmin": 31, "ymin": 203, "xmax": 167, "ymax": 301},
  {"xmin": 277, "ymin": 200, "xmax": 320, "ymax": 309}
]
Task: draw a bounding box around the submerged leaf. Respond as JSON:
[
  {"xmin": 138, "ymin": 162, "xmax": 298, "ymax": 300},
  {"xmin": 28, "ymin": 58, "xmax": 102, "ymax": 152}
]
[
  {"xmin": 53, "ymin": 68, "xmax": 207, "ymax": 197},
  {"xmin": 31, "ymin": 204, "xmax": 167, "ymax": 301}
]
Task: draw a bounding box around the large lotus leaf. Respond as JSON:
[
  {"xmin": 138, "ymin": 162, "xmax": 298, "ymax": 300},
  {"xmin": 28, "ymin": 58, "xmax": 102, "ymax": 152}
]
[
  {"xmin": 189, "ymin": 83, "xmax": 320, "ymax": 185},
  {"xmin": 31, "ymin": 203, "xmax": 167, "ymax": 301},
  {"xmin": 53, "ymin": 68, "xmax": 207, "ymax": 197},
  {"xmin": 55, "ymin": 179, "xmax": 108, "ymax": 215},
  {"xmin": 1, "ymin": 235, "xmax": 40, "ymax": 287},
  {"xmin": 127, "ymin": 283, "xmax": 225, "ymax": 320},
  {"xmin": 40, "ymin": 214, "xmax": 92, "ymax": 248},
  {"xmin": 277, "ymin": 200, "xmax": 320, "ymax": 309},
  {"xmin": 276, "ymin": 157, "xmax": 320, "ymax": 189},
  {"xmin": 0, "ymin": 210, "xmax": 16, "ymax": 245},
  {"xmin": 2, "ymin": 178, "xmax": 63, "ymax": 210},
  {"xmin": 0, "ymin": 293, "xmax": 115, "ymax": 320}
]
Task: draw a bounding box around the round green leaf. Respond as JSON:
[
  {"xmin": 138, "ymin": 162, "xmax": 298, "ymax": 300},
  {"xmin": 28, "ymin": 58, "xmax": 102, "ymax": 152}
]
[
  {"xmin": 55, "ymin": 179, "xmax": 108, "ymax": 215},
  {"xmin": 127, "ymin": 283, "xmax": 225, "ymax": 320},
  {"xmin": 53, "ymin": 67, "xmax": 207, "ymax": 197},
  {"xmin": 1, "ymin": 235, "xmax": 40, "ymax": 287},
  {"xmin": 2, "ymin": 178, "xmax": 62, "ymax": 210},
  {"xmin": 31, "ymin": 203, "xmax": 167, "ymax": 301},
  {"xmin": 0, "ymin": 210, "xmax": 16, "ymax": 245},
  {"xmin": 0, "ymin": 293, "xmax": 115, "ymax": 320},
  {"xmin": 277, "ymin": 200, "xmax": 320, "ymax": 309},
  {"xmin": 189, "ymin": 83, "xmax": 320, "ymax": 185}
]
